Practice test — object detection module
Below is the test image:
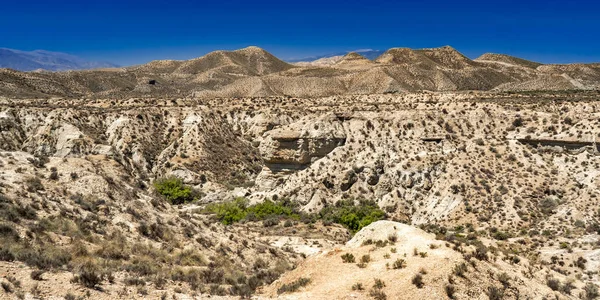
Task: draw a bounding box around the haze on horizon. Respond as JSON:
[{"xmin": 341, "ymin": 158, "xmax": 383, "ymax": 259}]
[{"xmin": 1, "ymin": 0, "xmax": 599, "ymax": 66}]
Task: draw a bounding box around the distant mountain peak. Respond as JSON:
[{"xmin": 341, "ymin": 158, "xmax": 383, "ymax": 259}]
[
  {"xmin": 288, "ymin": 49, "xmax": 384, "ymax": 64},
  {"xmin": 0, "ymin": 48, "xmax": 119, "ymax": 72},
  {"xmin": 336, "ymin": 52, "xmax": 372, "ymax": 66}
]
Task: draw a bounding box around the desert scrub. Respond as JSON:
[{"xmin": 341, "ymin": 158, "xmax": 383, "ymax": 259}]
[
  {"xmin": 71, "ymin": 259, "xmax": 109, "ymax": 288},
  {"xmin": 412, "ymin": 274, "xmax": 424, "ymax": 288},
  {"xmin": 445, "ymin": 284, "xmax": 456, "ymax": 299},
  {"xmin": 153, "ymin": 176, "xmax": 196, "ymax": 204},
  {"xmin": 392, "ymin": 258, "xmax": 406, "ymax": 269},
  {"xmin": 203, "ymin": 197, "xmax": 385, "ymax": 233},
  {"xmin": 205, "ymin": 197, "xmax": 249, "ymax": 224},
  {"xmin": 341, "ymin": 253, "xmax": 355, "ymax": 263},
  {"xmin": 453, "ymin": 262, "xmax": 468, "ymax": 277},
  {"xmin": 204, "ymin": 198, "xmax": 299, "ymax": 225},
  {"xmin": 318, "ymin": 199, "xmax": 385, "ymax": 233},
  {"xmin": 584, "ymin": 283, "xmax": 599, "ymax": 300},
  {"xmin": 277, "ymin": 277, "xmax": 311, "ymax": 294}
]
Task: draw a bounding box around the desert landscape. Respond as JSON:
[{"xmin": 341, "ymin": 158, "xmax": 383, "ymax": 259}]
[{"xmin": 1, "ymin": 46, "xmax": 600, "ymax": 300}]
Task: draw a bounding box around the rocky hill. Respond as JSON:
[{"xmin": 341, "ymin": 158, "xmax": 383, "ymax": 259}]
[
  {"xmin": 475, "ymin": 53, "xmax": 543, "ymax": 69},
  {"xmin": 1, "ymin": 46, "xmax": 599, "ymax": 99},
  {"xmin": 1, "ymin": 91, "xmax": 600, "ymax": 299}
]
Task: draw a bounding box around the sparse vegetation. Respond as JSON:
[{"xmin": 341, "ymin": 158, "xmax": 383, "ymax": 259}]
[
  {"xmin": 546, "ymin": 277, "xmax": 560, "ymax": 291},
  {"xmin": 373, "ymin": 278, "xmax": 386, "ymax": 289},
  {"xmin": 453, "ymin": 262, "xmax": 468, "ymax": 277},
  {"xmin": 72, "ymin": 259, "xmax": 105, "ymax": 288},
  {"xmin": 487, "ymin": 286, "xmax": 504, "ymax": 300},
  {"xmin": 584, "ymin": 283, "xmax": 599, "ymax": 300},
  {"xmin": 445, "ymin": 284, "xmax": 456, "ymax": 299},
  {"xmin": 277, "ymin": 277, "xmax": 311, "ymax": 294},
  {"xmin": 1, "ymin": 91, "xmax": 600, "ymax": 299},
  {"xmin": 392, "ymin": 258, "xmax": 406, "ymax": 269},
  {"xmin": 341, "ymin": 253, "xmax": 355, "ymax": 263},
  {"xmin": 412, "ymin": 274, "xmax": 424, "ymax": 288}
]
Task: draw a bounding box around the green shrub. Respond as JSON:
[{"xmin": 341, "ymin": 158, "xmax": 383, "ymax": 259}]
[
  {"xmin": 205, "ymin": 198, "xmax": 299, "ymax": 225},
  {"xmin": 153, "ymin": 177, "xmax": 194, "ymax": 205},
  {"xmin": 206, "ymin": 198, "xmax": 249, "ymax": 225},
  {"xmin": 319, "ymin": 199, "xmax": 385, "ymax": 233},
  {"xmin": 247, "ymin": 200, "xmax": 295, "ymax": 220},
  {"xmin": 204, "ymin": 198, "xmax": 385, "ymax": 233}
]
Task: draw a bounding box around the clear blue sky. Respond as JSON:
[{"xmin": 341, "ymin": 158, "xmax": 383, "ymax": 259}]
[{"xmin": 1, "ymin": 0, "xmax": 599, "ymax": 65}]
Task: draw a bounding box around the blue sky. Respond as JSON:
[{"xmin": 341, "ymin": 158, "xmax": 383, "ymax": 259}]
[{"xmin": 1, "ymin": 0, "xmax": 599, "ymax": 65}]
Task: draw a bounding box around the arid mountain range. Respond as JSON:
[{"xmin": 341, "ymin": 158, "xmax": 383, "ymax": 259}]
[
  {"xmin": 0, "ymin": 48, "xmax": 119, "ymax": 72},
  {"xmin": 288, "ymin": 49, "xmax": 384, "ymax": 65},
  {"xmin": 0, "ymin": 46, "xmax": 598, "ymax": 98}
]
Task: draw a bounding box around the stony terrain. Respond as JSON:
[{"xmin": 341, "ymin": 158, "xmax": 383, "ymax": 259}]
[
  {"xmin": 1, "ymin": 46, "xmax": 600, "ymax": 99},
  {"xmin": 0, "ymin": 91, "xmax": 599, "ymax": 299}
]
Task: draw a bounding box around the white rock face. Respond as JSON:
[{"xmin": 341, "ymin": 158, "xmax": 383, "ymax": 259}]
[
  {"xmin": 347, "ymin": 220, "xmax": 435, "ymax": 248},
  {"xmin": 259, "ymin": 113, "xmax": 346, "ymax": 172}
]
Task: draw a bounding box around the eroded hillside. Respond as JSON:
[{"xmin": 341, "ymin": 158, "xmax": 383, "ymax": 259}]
[{"xmin": 1, "ymin": 91, "xmax": 600, "ymax": 299}]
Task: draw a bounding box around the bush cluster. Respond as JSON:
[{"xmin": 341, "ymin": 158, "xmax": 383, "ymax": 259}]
[
  {"xmin": 153, "ymin": 177, "xmax": 196, "ymax": 204},
  {"xmin": 318, "ymin": 199, "xmax": 385, "ymax": 233},
  {"xmin": 204, "ymin": 198, "xmax": 386, "ymax": 233},
  {"xmin": 205, "ymin": 198, "xmax": 299, "ymax": 225}
]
